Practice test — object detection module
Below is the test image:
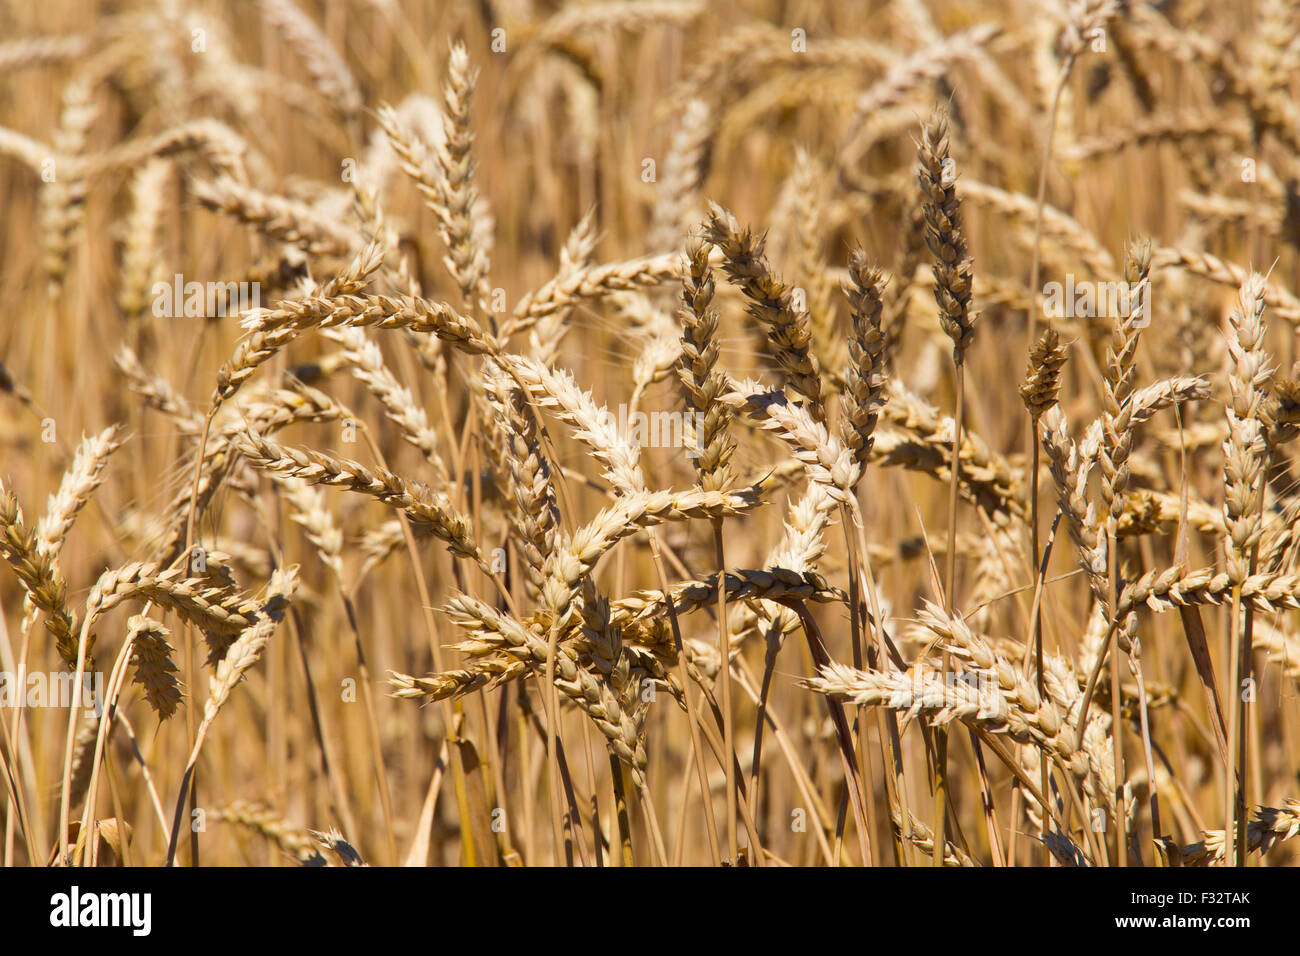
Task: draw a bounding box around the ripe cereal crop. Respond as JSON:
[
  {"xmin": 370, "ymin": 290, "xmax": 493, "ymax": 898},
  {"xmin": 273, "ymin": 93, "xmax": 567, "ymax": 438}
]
[{"xmin": 1, "ymin": 0, "xmax": 1299, "ymax": 871}]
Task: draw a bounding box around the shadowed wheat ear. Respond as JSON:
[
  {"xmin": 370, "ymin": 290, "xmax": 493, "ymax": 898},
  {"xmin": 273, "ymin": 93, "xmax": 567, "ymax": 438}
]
[
  {"xmin": 127, "ymin": 614, "xmax": 182, "ymax": 721},
  {"xmin": 918, "ymin": 103, "xmax": 976, "ymax": 865},
  {"xmin": 310, "ymin": 828, "xmax": 367, "ymax": 866},
  {"xmin": 1021, "ymin": 328, "xmax": 1067, "ymax": 420},
  {"xmin": 840, "ymin": 250, "xmax": 889, "ymax": 474},
  {"xmin": 1020, "ymin": 323, "xmax": 1067, "ymax": 861},
  {"xmin": 918, "ymin": 107, "xmax": 976, "ymax": 365},
  {"xmin": 677, "ymin": 235, "xmax": 735, "ymax": 492},
  {"xmin": 704, "ymin": 201, "xmax": 824, "ymax": 418}
]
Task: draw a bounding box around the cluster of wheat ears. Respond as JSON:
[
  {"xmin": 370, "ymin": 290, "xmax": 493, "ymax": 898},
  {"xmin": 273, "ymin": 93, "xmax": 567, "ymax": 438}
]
[{"xmin": 2, "ymin": 0, "xmax": 1300, "ymax": 868}]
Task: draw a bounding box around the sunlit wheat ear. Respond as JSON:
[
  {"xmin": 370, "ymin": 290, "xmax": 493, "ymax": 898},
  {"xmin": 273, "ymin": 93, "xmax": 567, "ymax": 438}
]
[
  {"xmin": 723, "ymin": 378, "xmax": 859, "ymax": 503},
  {"xmin": 1098, "ymin": 238, "xmax": 1151, "ymax": 527},
  {"xmin": 1222, "ymin": 272, "xmax": 1272, "ymax": 583},
  {"xmin": 525, "ymin": 212, "xmax": 597, "ymax": 365},
  {"xmin": 214, "ymin": 241, "xmax": 386, "ymax": 405},
  {"xmin": 1040, "ymin": 408, "xmax": 1108, "ymax": 603},
  {"xmin": 840, "ymin": 22, "xmax": 1003, "ymax": 164},
  {"xmin": 441, "ymin": 592, "xmax": 650, "ymax": 781},
  {"xmin": 1176, "ymin": 801, "xmax": 1300, "ymax": 866},
  {"xmin": 507, "ymin": 354, "xmax": 646, "ymax": 494},
  {"xmin": 118, "ymin": 158, "xmax": 171, "ymax": 322},
  {"xmin": 11, "ymin": 0, "xmax": 1300, "ymax": 872},
  {"xmin": 324, "ymin": 326, "xmax": 449, "ymax": 482},
  {"xmin": 651, "ymin": 98, "xmax": 713, "ymax": 249},
  {"xmin": 429, "ymin": 42, "xmax": 493, "ymax": 319},
  {"xmin": 235, "ymin": 432, "xmax": 487, "ymax": 569},
  {"xmin": 505, "ymin": 252, "xmax": 680, "ymax": 340},
  {"xmin": 0, "ymin": 485, "xmax": 81, "ymax": 667},
  {"xmin": 40, "ymin": 71, "xmax": 95, "ymax": 297},
  {"xmin": 481, "ymin": 361, "xmax": 561, "ymax": 600}
]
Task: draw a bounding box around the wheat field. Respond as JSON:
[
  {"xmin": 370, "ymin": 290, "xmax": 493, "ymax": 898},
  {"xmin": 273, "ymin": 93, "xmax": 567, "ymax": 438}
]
[{"xmin": 1, "ymin": 0, "xmax": 1298, "ymax": 869}]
